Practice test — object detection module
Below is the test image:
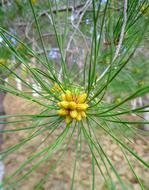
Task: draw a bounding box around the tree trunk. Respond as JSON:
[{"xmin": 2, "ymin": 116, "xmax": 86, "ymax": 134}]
[
  {"xmin": 0, "ymin": 82, "xmax": 6, "ymax": 149},
  {"xmin": 143, "ymin": 94, "xmax": 149, "ymax": 131}
]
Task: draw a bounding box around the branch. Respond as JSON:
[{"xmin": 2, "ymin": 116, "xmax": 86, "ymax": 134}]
[
  {"xmin": 40, "ymin": 4, "xmax": 86, "ymax": 16},
  {"xmin": 112, "ymin": 0, "xmax": 128, "ymax": 62},
  {"xmin": 96, "ymin": 0, "xmax": 128, "ymax": 84}
]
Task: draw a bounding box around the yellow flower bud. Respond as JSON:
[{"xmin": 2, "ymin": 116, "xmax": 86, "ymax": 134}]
[
  {"xmin": 65, "ymin": 115, "xmax": 72, "ymax": 124},
  {"xmin": 65, "ymin": 90, "xmax": 73, "ymax": 101},
  {"xmin": 77, "ymin": 93, "xmax": 87, "ymax": 103},
  {"xmin": 70, "ymin": 110, "xmax": 78, "ymax": 119},
  {"xmin": 54, "ymin": 83, "xmax": 61, "ymax": 91},
  {"xmin": 140, "ymin": 3, "xmax": 149, "ymax": 16},
  {"xmin": 76, "ymin": 113, "xmax": 82, "ymax": 121},
  {"xmin": 51, "ymin": 83, "xmax": 61, "ymax": 93},
  {"xmin": 80, "ymin": 111, "xmax": 86, "ymax": 118},
  {"xmin": 0, "ymin": 59, "xmax": 6, "ymax": 65},
  {"xmin": 59, "ymin": 101, "xmax": 69, "ymax": 109},
  {"xmin": 57, "ymin": 102, "xmax": 61, "ymax": 107},
  {"xmin": 51, "ymin": 88, "xmax": 55, "ymax": 92},
  {"xmin": 16, "ymin": 43, "xmax": 24, "ymax": 50},
  {"xmin": 58, "ymin": 109, "xmax": 68, "ymax": 116},
  {"xmin": 31, "ymin": 0, "xmax": 37, "ymax": 4},
  {"xmin": 76, "ymin": 103, "xmax": 88, "ymax": 111},
  {"xmin": 68, "ymin": 101, "xmax": 77, "ymax": 109},
  {"xmin": 61, "ymin": 93, "xmax": 67, "ymax": 101}
]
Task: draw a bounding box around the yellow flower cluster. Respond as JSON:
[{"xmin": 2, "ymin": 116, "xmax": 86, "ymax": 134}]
[
  {"xmin": 57, "ymin": 90, "xmax": 88, "ymax": 124},
  {"xmin": 0, "ymin": 59, "xmax": 7, "ymax": 65},
  {"xmin": 140, "ymin": 3, "xmax": 149, "ymax": 16},
  {"xmin": 51, "ymin": 83, "xmax": 62, "ymax": 93},
  {"xmin": 138, "ymin": 80, "xmax": 145, "ymax": 87},
  {"xmin": 31, "ymin": 0, "xmax": 37, "ymax": 5},
  {"xmin": 16, "ymin": 43, "xmax": 24, "ymax": 50}
]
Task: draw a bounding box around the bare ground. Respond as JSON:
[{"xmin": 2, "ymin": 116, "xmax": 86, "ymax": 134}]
[{"xmin": 1, "ymin": 93, "xmax": 149, "ymax": 190}]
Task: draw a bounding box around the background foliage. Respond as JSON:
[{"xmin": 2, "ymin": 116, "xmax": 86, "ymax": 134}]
[{"xmin": 0, "ymin": 0, "xmax": 149, "ymax": 189}]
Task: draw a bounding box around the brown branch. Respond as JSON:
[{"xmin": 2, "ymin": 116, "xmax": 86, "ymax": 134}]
[{"xmin": 40, "ymin": 4, "xmax": 86, "ymax": 16}]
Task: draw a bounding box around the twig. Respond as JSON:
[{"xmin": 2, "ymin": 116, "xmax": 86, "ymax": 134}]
[
  {"xmin": 96, "ymin": 0, "xmax": 128, "ymax": 83},
  {"xmin": 66, "ymin": 0, "xmax": 91, "ymax": 55},
  {"xmin": 112, "ymin": 0, "xmax": 128, "ymax": 63},
  {"xmin": 40, "ymin": 4, "xmax": 85, "ymax": 16}
]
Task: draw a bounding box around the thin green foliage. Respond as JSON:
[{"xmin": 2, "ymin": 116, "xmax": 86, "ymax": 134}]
[{"xmin": 0, "ymin": 0, "xmax": 149, "ymax": 189}]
